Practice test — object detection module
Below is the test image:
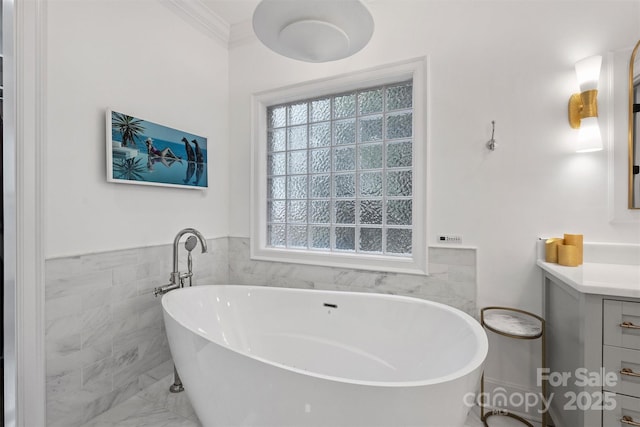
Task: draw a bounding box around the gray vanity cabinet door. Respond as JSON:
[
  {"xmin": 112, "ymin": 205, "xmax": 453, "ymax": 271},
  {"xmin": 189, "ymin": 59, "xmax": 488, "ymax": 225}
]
[
  {"xmin": 602, "ymin": 393, "xmax": 640, "ymax": 427},
  {"xmin": 603, "ymin": 299, "xmax": 640, "ymax": 427},
  {"xmin": 603, "ymin": 346, "xmax": 640, "ymax": 397},
  {"xmin": 603, "ymin": 300, "xmax": 640, "ymax": 350}
]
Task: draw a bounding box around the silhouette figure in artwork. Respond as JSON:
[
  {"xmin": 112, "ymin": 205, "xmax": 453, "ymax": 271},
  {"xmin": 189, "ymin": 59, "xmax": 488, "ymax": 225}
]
[
  {"xmin": 181, "ymin": 137, "xmax": 196, "ymax": 162},
  {"xmin": 192, "ymin": 139, "xmax": 204, "ymax": 164},
  {"xmin": 183, "ymin": 161, "xmax": 196, "ymax": 183},
  {"xmin": 145, "ymin": 138, "xmax": 181, "ymax": 161},
  {"xmin": 194, "ymin": 162, "xmax": 204, "ymax": 185}
]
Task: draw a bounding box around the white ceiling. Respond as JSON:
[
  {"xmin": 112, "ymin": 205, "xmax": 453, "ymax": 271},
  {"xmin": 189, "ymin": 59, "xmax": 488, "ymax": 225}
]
[
  {"xmin": 196, "ymin": 0, "xmax": 377, "ymax": 46},
  {"xmin": 201, "ymin": 0, "xmax": 377, "ymax": 28},
  {"xmin": 201, "ymin": 0, "xmax": 261, "ymax": 26}
]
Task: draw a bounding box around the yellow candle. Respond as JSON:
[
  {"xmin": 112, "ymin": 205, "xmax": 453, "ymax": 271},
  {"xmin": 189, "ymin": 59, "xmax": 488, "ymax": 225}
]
[
  {"xmin": 558, "ymin": 244, "xmax": 580, "ymax": 267},
  {"xmin": 564, "ymin": 234, "xmax": 583, "ymax": 265},
  {"xmin": 545, "ymin": 238, "xmax": 563, "ymax": 263}
]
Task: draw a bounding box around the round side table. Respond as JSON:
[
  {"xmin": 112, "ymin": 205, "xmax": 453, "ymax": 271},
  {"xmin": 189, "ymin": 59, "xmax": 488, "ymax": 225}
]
[{"xmin": 480, "ymin": 306, "xmax": 547, "ymax": 427}]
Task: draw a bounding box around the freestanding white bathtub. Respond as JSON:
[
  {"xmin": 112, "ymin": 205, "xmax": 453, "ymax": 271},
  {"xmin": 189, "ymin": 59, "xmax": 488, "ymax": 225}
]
[{"xmin": 162, "ymin": 285, "xmax": 488, "ymax": 427}]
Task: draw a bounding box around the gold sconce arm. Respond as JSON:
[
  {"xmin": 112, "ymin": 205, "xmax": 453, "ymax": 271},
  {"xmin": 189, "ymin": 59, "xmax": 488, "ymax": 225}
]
[{"xmin": 568, "ymin": 89, "xmax": 598, "ymax": 129}]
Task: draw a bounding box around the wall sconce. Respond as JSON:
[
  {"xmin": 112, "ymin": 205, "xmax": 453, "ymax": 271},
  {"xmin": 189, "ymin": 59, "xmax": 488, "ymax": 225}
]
[{"xmin": 568, "ymin": 55, "xmax": 603, "ymax": 153}]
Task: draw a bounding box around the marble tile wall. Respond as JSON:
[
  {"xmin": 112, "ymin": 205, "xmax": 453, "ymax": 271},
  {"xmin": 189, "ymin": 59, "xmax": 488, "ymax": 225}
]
[
  {"xmin": 228, "ymin": 237, "xmax": 477, "ymax": 315},
  {"xmin": 45, "ymin": 238, "xmax": 228, "ymax": 427},
  {"xmin": 46, "ymin": 236, "xmax": 476, "ymax": 426}
]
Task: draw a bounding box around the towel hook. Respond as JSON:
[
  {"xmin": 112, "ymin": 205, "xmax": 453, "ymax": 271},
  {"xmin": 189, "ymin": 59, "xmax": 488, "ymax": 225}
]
[{"xmin": 486, "ymin": 120, "xmax": 497, "ymax": 151}]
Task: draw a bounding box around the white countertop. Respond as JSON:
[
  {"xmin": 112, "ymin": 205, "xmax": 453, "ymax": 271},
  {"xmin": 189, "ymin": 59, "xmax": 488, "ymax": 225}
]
[{"xmin": 537, "ymin": 260, "xmax": 640, "ymax": 298}]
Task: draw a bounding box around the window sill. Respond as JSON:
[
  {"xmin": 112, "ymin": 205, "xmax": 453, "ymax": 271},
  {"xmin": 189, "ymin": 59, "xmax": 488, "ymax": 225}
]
[{"xmin": 250, "ymin": 245, "xmax": 428, "ymax": 276}]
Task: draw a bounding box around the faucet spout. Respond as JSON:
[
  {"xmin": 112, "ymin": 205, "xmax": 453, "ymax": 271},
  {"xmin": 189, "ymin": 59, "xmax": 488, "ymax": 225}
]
[
  {"xmin": 160, "ymin": 227, "xmax": 208, "ymax": 395},
  {"xmin": 172, "ymin": 228, "xmax": 208, "ymax": 276},
  {"xmin": 153, "ymin": 283, "xmax": 180, "ymax": 297}
]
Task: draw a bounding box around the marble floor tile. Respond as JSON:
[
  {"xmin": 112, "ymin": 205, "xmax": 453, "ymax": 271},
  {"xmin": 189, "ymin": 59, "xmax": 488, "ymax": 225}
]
[
  {"xmin": 82, "ymin": 375, "xmax": 540, "ymax": 427},
  {"xmin": 81, "ymin": 395, "xmax": 198, "ymax": 427},
  {"xmin": 466, "ymin": 406, "xmax": 543, "ymax": 427},
  {"xmin": 136, "ymin": 374, "xmax": 197, "ymax": 420},
  {"xmin": 464, "ymin": 407, "xmax": 484, "ymax": 427}
]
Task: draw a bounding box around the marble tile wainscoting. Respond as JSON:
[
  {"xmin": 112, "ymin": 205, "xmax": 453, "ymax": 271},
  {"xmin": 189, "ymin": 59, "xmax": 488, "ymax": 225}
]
[
  {"xmin": 46, "ymin": 236, "xmax": 476, "ymax": 426},
  {"xmin": 228, "ymin": 237, "xmax": 477, "ymax": 315},
  {"xmin": 45, "ymin": 238, "xmax": 229, "ymax": 427}
]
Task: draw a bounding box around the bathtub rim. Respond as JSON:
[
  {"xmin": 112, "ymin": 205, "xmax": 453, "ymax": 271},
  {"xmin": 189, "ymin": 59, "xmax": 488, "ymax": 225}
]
[{"xmin": 162, "ymin": 284, "xmax": 488, "ymax": 388}]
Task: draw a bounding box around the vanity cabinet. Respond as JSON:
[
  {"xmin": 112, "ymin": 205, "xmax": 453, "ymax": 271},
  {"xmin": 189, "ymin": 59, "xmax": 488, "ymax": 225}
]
[
  {"xmin": 603, "ymin": 394, "xmax": 640, "ymax": 426},
  {"xmin": 543, "ymin": 274, "xmax": 604, "ymax": 427},
  {"xmin": 602, "ymin": 300, "xmax": 640, "ymax": 426},
  {"xmin": 540, "ymin": 260, "xmax": 640, "ymax": 427}
]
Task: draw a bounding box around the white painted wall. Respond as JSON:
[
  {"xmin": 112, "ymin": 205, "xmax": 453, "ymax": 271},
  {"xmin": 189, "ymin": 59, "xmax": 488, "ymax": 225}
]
[
  {"xmin": 229, "ymin": 0, "xmax": 640, "ymax": 311},
  {"xmin": 45, "ymin": 0, "xmax": 229, "ymax": 258},
  {"xmin": 40, "ymin": 0, "xmax": 640, "ymax": 417},
  {"xmin": 227, "ymin": 0, "xmax": 640, "ymax": 401}
]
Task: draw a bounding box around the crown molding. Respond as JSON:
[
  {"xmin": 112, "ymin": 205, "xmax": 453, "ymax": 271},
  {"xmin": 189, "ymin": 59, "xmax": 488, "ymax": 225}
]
[
  {"xmin": 229, "ymin": 19, "xmax": 257, "ymax": 48},
  {"xmin": 161, "ymin": 0, "xmax": 231, "ymax": 46}
]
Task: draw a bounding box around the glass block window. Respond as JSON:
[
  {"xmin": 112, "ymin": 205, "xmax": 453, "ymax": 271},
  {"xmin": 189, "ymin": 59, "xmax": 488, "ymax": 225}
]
[{"xmin": 266, "ymin": 81, "xmax": 413, "ymax": 256}]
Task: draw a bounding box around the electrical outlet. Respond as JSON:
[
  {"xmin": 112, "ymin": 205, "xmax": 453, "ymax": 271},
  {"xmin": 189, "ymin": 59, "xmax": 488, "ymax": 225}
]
[{"xmin": 437, "ymin": 235, "xmax": 462, "ymax": 243}]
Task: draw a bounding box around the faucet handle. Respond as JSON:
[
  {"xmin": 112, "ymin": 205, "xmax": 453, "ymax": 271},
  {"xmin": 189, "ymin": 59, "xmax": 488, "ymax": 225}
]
[
  {"xmin": 153, "ymin": 283, "xmax": 180, "ymax": 297},
  {"xmin": 170, "ymin": 271, "xmax": 181, "ymax": 284}
]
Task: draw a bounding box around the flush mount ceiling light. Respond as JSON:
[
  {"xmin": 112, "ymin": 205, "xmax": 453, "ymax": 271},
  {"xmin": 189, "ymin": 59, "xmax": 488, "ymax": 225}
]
[{"xmin": 252, "ymin": 0, "xmax": 374, "ymax": 63}]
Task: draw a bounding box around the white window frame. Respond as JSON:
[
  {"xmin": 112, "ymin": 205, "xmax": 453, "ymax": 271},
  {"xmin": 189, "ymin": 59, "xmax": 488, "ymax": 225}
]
[{"xmin": 250, "ymin": 57, "xmax": 428, "ymax": 275}]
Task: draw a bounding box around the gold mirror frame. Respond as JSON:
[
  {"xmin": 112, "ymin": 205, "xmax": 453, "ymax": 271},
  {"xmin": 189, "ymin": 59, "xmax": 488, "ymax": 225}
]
[{"xmin": 629, "ymin": 40, "xmax": 640, "ymax": 209}]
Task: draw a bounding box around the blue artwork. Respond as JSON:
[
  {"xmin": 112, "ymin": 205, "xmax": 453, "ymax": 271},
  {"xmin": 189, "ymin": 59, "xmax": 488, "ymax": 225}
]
[{"xmin": 107, "ymin": 109, "xmax": 208, "ymax": 189}]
